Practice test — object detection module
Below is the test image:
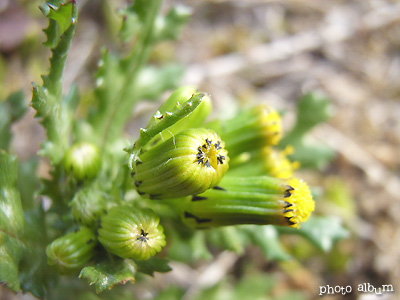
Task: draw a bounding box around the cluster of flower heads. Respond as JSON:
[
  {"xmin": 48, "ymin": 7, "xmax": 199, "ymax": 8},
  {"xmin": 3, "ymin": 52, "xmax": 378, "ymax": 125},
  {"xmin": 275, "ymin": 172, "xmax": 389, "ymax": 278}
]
[
  {"xmin": 131, "ymin": 87, "xmax": 314, "ymax": 230},
  {"xmin": 46, "ymin": 87, "xmax": 314, "ymax": 273}
]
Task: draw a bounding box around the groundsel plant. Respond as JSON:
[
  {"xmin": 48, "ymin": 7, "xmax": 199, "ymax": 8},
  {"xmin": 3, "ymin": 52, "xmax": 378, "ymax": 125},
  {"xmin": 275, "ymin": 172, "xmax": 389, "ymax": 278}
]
[{"xmin": 0, "ymin": 0, "xmax": 348, "ymax": 299}]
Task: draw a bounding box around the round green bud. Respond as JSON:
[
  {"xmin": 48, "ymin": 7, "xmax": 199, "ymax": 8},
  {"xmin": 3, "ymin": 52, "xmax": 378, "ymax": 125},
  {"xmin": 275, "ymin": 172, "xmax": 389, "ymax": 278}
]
[
  {"xmin": 133, "ymin": 128, "xmax": 229, "ymax": 199},
  {"xmin": 98, "ymin": 206, "xmax": 166, "ymax": 260},
  {"xmin": 70, "ymin": 187, "xmax": 109, "ymax": 226},
  {"xmin": 227, "ymin": 146, "xmax": 299, "ymax": 179},
  {"xmin": 63, "ymin": 142, "xmax": 101, "ymax": 181},
  {"xmin": 46, "ymin": 227, "xmax": 97, "ymax": 274}
]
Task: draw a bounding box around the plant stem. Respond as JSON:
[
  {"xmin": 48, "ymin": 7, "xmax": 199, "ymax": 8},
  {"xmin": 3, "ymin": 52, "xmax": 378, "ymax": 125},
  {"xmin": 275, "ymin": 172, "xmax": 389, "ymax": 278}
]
[{"xmin": 99, "ymin": 0, "xmax": 162, "ymax": 151}]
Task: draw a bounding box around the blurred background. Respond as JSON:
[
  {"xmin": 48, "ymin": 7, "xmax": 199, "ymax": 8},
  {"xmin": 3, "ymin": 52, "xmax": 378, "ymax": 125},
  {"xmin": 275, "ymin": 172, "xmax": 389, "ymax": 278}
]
[{"xmin": 1, "ymin": 0, "xmax": 399, "ymax": 299}]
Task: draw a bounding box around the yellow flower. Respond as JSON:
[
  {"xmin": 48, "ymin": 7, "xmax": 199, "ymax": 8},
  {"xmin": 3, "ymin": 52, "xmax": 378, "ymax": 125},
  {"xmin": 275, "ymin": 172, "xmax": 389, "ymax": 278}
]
[{"xmin": 180, "ymin": 176, "xmax": 314, "ymax": 229}]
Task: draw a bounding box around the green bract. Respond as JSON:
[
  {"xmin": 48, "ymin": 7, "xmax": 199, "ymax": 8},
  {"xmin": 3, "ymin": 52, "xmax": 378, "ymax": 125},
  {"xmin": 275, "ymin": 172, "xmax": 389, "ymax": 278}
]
[
  {"xmin": 180, "ymin": 176, "xmax": 314, "ymax": 229},
  {"xmin": 98, "ymin": 206, "xmax": 166, "ymax": 261},
  {"xmin": 70, "ymin": 187, "xmax": 109, "ymax": 226},
  {"xmin": 46, "ymin": 227, "xmax": 97, "ymax": 274},
  {"xmin": 207, "ymin": 104, "xmax": 282, "ymax": 158},
  {"xmin": 147, "ymin": 86, "xmax": 212, "ymax": 145},
  {"xmin": 63, "ymin": 142, "xmax": 101, "ymax": 181},
  {"xmin": 133, "ymin": 128, "xmax": 229, "ymax": 199}
]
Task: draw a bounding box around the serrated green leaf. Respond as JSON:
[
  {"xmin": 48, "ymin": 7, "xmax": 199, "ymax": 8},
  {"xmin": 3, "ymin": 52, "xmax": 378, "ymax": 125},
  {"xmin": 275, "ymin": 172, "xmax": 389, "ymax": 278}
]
[
  {"xmin": 79, "ymin": 259, "xmax": 136, "ymax": 293},
  {"xmin": 153, "ymin": 6, "xmax": 192, "ymax": 42},
  {"xmin": 126, "ymin": 93, "xmax": 205, "ymax": 169},
  {"xmin": 242, "ymin": 225, "xmax": 291, "ymax": 261},
  {"xmin": 134, "ymin": 257, "xmax": 172, "ymax": 277},
  {"xmin": 31, "ymin": 83, "xmax": 48, "ymax": 118},
  {"xmin": 16, "ymin": 158, "xmax": 39, "ymax": 210},
  {"xmin": 280, "ymin": 92, "xmax": 334, "ymax": 169},
  {"xmin": 207, "ymin": 227, "xmax": 244, "ymax": 254},
  {"xmin": 296, "ymin": 92, "xmax": 332, "ymax": 131},
  {"xmin": 134, "ymin": 64, "xmax": 184, "ymax": 100},
  {"xmin": 188, "ymin": 231, "xmax": 213, "ymax": 260},
  {"xmin": 129, "ymin": 0, "xmax": 152, "ymax": 24},
  {"xmin": 88, "ymin": 49, "xmax": 125, "ymax": 142},
  {"xmin": 31, "ymin": 1, "xmax": 78, "ymax": 165},
  {"xmin": 0, "ymin": 91, "xmax": 26, "ymax": 150},
  {"xmin": 47, "ymin": 2, "xmax": 74, "ymax": 35},
  {"xmin": 0, "ymin": 151, "xmax": 52, "ymax": 298},
  {"xmin": 278, "ymin": 216, "xmax": 349, "ymax": 252},
  {"xmin": 89, "ymin": 0, "xmax": 163, "ymax": 148},
  {"xmin": 119, "ymin": 8, "xmax": 141, "ymax": 43},
  {"xmin": 41, "ymin": 1, "xmax": 76, "ymax": 49},
  {"xmin": 0, "ymin": 150, "xmax": 25, "ymax": 293}
]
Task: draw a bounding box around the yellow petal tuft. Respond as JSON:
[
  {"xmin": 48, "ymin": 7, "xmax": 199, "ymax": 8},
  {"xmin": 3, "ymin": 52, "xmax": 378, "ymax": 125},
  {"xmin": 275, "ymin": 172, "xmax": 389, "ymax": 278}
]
[{"xmin": 283, "ymin": 177, "xmax": 315, "ymax": 228}]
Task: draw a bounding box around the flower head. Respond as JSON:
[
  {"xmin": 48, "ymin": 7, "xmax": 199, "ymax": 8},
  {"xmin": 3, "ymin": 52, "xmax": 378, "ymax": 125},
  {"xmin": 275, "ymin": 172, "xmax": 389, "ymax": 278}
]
[
  {"xmin": 46, "ymin": 227, "xmax": 97, "ymax": 274},
  {"xmin": 63, "ymin": 142, "xmax": 101, "ymax": 181},
  {"xmin": 180, "ymin": 176, "xmax": 314, "ymax": 229},
  {"xmin": 98, "ymin": 206, "xmax": 166, "ymax": 260},
  {"xmin": 133, "ymin": 128, "xmax": 229, "ymax": 199},
  {"xmin": 282, "ymin": 177, "xmax": 314, "ymax": 227},
  {"xmin": 208, "ymin": 104, "xmax": 282, "ymax": 158}
]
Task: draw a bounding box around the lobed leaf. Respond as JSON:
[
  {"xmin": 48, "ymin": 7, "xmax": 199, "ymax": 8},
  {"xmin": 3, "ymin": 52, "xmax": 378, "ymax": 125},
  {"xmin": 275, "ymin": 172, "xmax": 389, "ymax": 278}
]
[
  {"xmin": 31, "ymin": 1, "xmax": 78, "ymax": 165},
  {"xmin": 134, "ymin": 257, "xmax": 172, "ymax": 277},
  {"xmin": 153, "ymin": 6, "xmax": 192, "ymax": 42},
  {"xmin": 278, "ymin": 216, "xmax": 349, "ymax": 252},
  {"xmin": 242, "ymin": 225, "xmax": 291, "ymax": 261},
  {"xmin": 0, "ymin": 150, "xmax": 25, "ymax": 293},
  {"xmin": 0, "ymin": 91, "xmax": 26, "ymax": 150},
  {"xmin": 79, "ymin": 259, "xmax": 136, "ymax": 293},
  {"xmin": 280, "ymin": 92, "xmax": 334, "ymax": 169},
  {"xmin": 0, "ymin": 151, "xmax": 51, "ymax": 298}
]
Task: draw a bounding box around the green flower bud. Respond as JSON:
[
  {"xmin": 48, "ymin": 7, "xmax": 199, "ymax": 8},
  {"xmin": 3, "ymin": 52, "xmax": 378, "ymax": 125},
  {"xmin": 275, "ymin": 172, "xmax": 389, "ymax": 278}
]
[
  {"xmin": 63, "ymin": 142, "xmax": 101, "ymax": 181},
  {"xmin": 70, "ymin": 187, "xmax": 109, "ymax": 226},
  {"xmin": 180, "ymin": 176, "xmax": 314, "ymax": 229},
  {"xmin": 208, "ymin": 104, "xmax": 282, "ymax": 158},
  {"xmin": 98, "ymin": 206, "xmax": 166, "ymax": 260},
  {"xmin": 46, "ymin": 227, "xmax": 97, "ymax": 274},
  {"xmin": 227, "ymin": 146, "xmax": 299, "ymax": 179},
  {"xmin": 133, "ymin": 128, "xmax": 229, "ymax": 199}
]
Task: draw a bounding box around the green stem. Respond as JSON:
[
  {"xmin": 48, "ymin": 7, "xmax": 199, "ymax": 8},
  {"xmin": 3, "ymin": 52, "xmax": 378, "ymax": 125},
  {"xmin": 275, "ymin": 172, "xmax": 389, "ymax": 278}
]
[{"xmin": 99, "ymin": 0, "xmax": 162, "ymax": 151}]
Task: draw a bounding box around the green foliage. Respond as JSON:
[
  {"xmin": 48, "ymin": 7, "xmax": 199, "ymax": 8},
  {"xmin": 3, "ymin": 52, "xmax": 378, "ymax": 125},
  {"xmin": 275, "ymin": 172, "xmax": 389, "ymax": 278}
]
[
  {"xmin": 1, "ymin": 0, "xmax": 348, "ymax": 298},
  {"xmin": 0, "ymin": 150, "xmax": 50, "ymax": 298},
  {"xmin": 31, "ymin": 0, "xmax": 78, "ymax": 164},
  {"xmin": 0, "ymin": 150, "xmax": 25, "ymax": 292},
  {"xmin": 134, "ymin": 257, "xmax": 172, "ymax": 276},
  {"xmin": 0, "ymin": 91, "xmax": 26, "ymax": 150},
  {"xmin": 278, "ymin": 216, "xmax": 349, "ymax": 252},
  {"xmin": 79, "ymin": 259, "xmax": 136, "ymax": 293},
  {"xmin": 242, "ymin": 225, "xmax": 291, "ymax": 261},
  {"xmin": 125, "ymin": 93, "xmax": 205, "ymax": 169},
  {"xmin": 280, "ymin": 92, "xmax": 335, "ymax": 169}
]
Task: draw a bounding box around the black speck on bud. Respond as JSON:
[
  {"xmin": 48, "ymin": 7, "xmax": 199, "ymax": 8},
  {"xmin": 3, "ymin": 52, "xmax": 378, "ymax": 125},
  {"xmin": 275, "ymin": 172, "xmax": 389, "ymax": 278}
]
[
  {"xmin": 98, "ymin": 205, "xmax": 166, "ymax": 260},
  {"xmin": 133, "ymin": 128, "xmax": 229, "ymax": 199}
]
